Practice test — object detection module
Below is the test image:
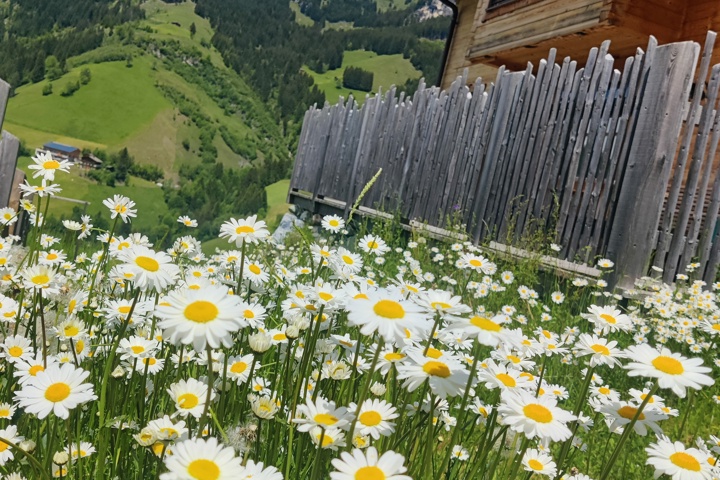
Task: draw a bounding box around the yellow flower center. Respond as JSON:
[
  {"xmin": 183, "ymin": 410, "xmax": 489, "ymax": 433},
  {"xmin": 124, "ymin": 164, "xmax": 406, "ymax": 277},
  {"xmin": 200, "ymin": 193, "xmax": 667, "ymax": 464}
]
[
  {"xmin": 528, "ymin": 459, "xmax": 544, "ymax": 471},
  {"xmin": 249, "ymin": 264, "xmax": 261, "ymax": 275},
  {"xmin": 273, "ymin": 333, "xmax": 287, "ymax": 341},
  {"xmin": 373, "ymin": 300, "xmax": 405, "ymax": 319},
  {"xmin": 243, "ymin": 309, "xmax": 255, "ymax": 319},
  {"xmin": 187, "ymin": 459, "xmax": 221, "ymax": 480},
  {"xmin": 652, "ymin": 355, "xmax": 684, "ymax": 375},
  {"xmin": 496, "ymin": 373, "xmax": 516, "ymax": 387},
  {"xmin": 32, "ymin": 274, "xmax": 50, "ymax": 285},
  {"xmin": 523, "ymin": 404, "xmax": 553, "ymax": 423},
  {"xmin": 43, "ymin": 159, "xmax": 61, "ymax": 169},
  {"xmin": 599, "ymin": 313, "xmax": 617, "ymax": 324},
  {"xmin": 135, "ymin": 256, "xmax": 159, "ymax": 272},
  {"xmin": 45, "ymin": 382, "xmax": 71, "ymax": 402},
  {"xmin": 423, "ymin": 361, "xmax": 451, "ymax": 378},
  {"xmin": 354, "ymin": 466, "xmax": 385, "ymax": 480},
  {"xmin": 329, "ymin": 219, "xmax": 339, "ymax": 227},
  {"xmin": 235, "ymin": 225, "xmax": 254, "ymax": 234},
  {"xmin": 131, "ymin": 346, "xmax": 145, "ymax": 354},
  {"xmin": 617, "ymin": 406, "xmax": 645, "ymax": 420},
  {"xmin": 431, "ymin": 301, "xmax": 452, "ymax": 310},
  {"xmin": 508, "ymin": 355, "xmax": 522, "ymax": 364},
  {"xmin": 118, "ymin": 306, "xmax": 132, "ymax": 314},
  {"xmin": 8, "ymin": 346, "xmax": 23, "ymax": 357},
  {"xmin": 319, "ymin": 292, "xmax": 333, "ymax": 301},
  {"xmin": 64, "ymin": 325, "xmax": 79, "ymax": 337},
  {"xmin": 118, "ymin": 242, "xmax": 130, "ymax": 250},
  {"xmin": 359, "ymin": 410, "xmax": 382, "ymax": 427},
  {"xmin": 0, "ymin": 441, "xmax": 8, "ymax": 453},
  {"xmin": 68, "ymin": 299, "xmax": 77, "ymax": 314},
  {"xmin": 47, "ymin": 253, "xmax": 58, "ymax": 260},
  {"xmin": 669, "ymin": 452, "xmax": 701, "ymax": 471},
  {"xmin": 354, "ymin": 293, "xmax": 369, "ymax": 300},
  {"xmin": 313, "ymin": 413, "xmax": 338, "ymax": 426},
  {"xmin": 590, "ymin": 344, "xmax": 610, "ymax": 355},
  {"xmin": 469, "ymin": 259, "xmax": 483, "ymax": 267},
  {"xmin": 470, "ymin": 316, "xmax": 501, "ymax": 331},
  {"xmin": 142, "ymin": 357, "xmax": 156, "ymax": 366},
  {"xmin": 384, "ymin": 352, "xmax": 405, "ymax": 362},
  {"xmin": 712, "ymin": 324, "xmax": 720, "ymax": 331},
  {"xmin": 342, "ymin": 255, "xmax": 354, "ymax": 265},
  {"xmin": 368, "ymin": 241, "xmax": 378, "ymax": 249},
  {"xmin": 115, "ymin": 205, "xmax": 127, "ymax": 214},
  {"xmin": 426, "ymin": 347, "xmax": 442, "ymax": 359},
  {"xmin": 231, "ymin": 362, "xmax": 247, "ymax": 374},
  {"xmin": 598, "ymin": 387, "xmax": 611, "ymax": 395},
  {"xmin": 184, "ymin": 301, "xmax": 219, "ymax": 323},
  {"xmin": 0, "ymin": 408, "xmax": 10, "ymax": 418},
  {"xmin": 178, "ymin": 393, "xmax": 199, "ymax": 409}
]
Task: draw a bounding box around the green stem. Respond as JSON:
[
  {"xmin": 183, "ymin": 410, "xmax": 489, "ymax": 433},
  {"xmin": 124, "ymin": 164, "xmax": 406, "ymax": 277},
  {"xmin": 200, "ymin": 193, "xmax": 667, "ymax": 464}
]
[{"xmin": 598, "ymin": 381, "xmax": 659, "ymax": 480}]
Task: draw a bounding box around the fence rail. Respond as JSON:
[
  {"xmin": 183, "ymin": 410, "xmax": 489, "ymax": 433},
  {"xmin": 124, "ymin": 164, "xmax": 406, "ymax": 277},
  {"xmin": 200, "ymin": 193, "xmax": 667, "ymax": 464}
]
[{"xmin": 290, "ymin": 31, "xmax": 720, "ymax": 287}]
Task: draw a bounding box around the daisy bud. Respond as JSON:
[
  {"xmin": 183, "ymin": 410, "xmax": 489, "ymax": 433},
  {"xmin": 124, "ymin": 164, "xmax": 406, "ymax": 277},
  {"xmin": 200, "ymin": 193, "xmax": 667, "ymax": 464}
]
[
  {"xmin": 19, "ymin": 440, "xmax": 36, "ymax": 453},
  {"xmin": 59, "ymin": 343, "xmax": 68, "ymax": 352},
  {"xmin": 112, "ymin": 366, "xmax": 125, "ymax": 379},
  {"xmin": 248, "ymin": 333, "xmax": 271, "ymax": 353},
  {"xmin": 370, "ymin": 382, "xmax": 387, "ymax": 396},
  {"xmin": 53, "ymin": 451, "xmax": 69, "ymax": 466},
  {"xmin": 286, "ymin": 326, "xmax": 300, "ymax": 339}
]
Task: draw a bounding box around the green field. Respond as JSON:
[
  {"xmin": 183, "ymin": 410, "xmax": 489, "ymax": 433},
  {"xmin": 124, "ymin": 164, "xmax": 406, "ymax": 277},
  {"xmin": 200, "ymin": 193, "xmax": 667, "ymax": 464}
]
[
  {"xmin": 303, "ymin": 50, "xmax": 421, "ymax": 104},
  {"xmin": 6, "ymin": 59, "xmax": 170, "ymax": 146}
]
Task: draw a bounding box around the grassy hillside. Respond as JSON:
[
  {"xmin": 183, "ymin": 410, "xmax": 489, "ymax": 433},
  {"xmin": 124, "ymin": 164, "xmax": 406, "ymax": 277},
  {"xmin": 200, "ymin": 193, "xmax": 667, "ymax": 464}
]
[
  {"xmin": 290, "ymin": 1, "xmax": 315, "ymax": 27},
  {"xmin": 303, "ymin": 49, "xmax": 421, "ymax": 104},
  {"xmin": 5, "ymin": 0, "xmax": 278, "ymax": 175},
  {"xmin": 7, "ymin": 59, "xmax": 170, "ymax": 145}
]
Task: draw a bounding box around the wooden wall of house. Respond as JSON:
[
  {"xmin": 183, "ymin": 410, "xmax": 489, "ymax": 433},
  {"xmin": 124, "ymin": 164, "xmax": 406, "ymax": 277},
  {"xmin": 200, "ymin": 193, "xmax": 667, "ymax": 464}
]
[
  {"xmin": 609, "ymin": 0, "xmax": 685, "ymax": 43},
  {"xmin": 467, "ymin": 0, "xmax": 608, "ymax": 59}
]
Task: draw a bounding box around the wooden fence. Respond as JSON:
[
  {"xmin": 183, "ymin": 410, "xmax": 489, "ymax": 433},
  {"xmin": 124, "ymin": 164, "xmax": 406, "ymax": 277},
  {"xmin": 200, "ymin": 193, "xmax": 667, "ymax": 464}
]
[
  {"xmin": 0, "ymin": 80, "xmax": 20, "ymax": 210},
  {"xmin": 290, "ymin": 32, "xmax": 720, "ymax": 287}
]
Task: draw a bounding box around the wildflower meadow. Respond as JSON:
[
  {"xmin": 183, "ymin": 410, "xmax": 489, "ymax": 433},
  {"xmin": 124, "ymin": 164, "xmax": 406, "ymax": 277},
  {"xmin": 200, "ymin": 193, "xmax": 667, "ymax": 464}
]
[{"xmin": 0, "ymin": 153, "xmax": 717, "ymax": 479}]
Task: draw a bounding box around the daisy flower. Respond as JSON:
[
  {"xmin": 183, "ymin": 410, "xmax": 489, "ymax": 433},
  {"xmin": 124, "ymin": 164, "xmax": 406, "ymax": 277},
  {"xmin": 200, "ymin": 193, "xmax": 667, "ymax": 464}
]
[
  {"xmin": 330, "ymin": 447, "xmax": 411, "ymax": 480},
  {"xmin": 0, "ymin": 425, "xmax": 23, "ymax": 466},
  {"xmin": 177, "ymin": 216, "xmax": 198, "ymax": 228},
  {"xmin": 396, "ymin": 351, "xmax": 470, "ymax": 398},
  {"xmin": 14, "ymin": 363, "xmax": 96, "ymax": 419},
  {"xmin": 28, "ymin": 151, "xmax": 71, "ymax": 180},
  {"xmin": 321, "ymin": 214, "xmax": 345, "ymax": 233},
  {"xmin": 347, "ymin": 287, "xmax": 430, "ymax": 345},
  {"xmin": 66, "ymin": 441, "xmax": 96, "ymax": 460},
  {"xmin": 597, "ymin": 258, "xmax": 615, "ymax": 268},
  {"xmin": 598, "ymin": 401, "xmax": 668, "ymax": 435},
  {"xmin": 225, "ymin": 353, "xmax": 254, "ymax": 385},
  {"xmin": 293, "ymin": 397, "xmax": 352, "ymax": 432},
  {"xmin": 582, "ymin": 305, "xmax": 632, "ymax": 334},
  {"xmin": 167, "ymin": 378, "xmax": 215, "ymax": 419},
  {"xmin": 418, "ymin": 289, "xmax": 472, "ymax": 317},
  {"xmin": 624, "ymin": 344, "xmax": 714, "ymax": 398},
  {"xmin": 0, "ymin": 403, "xmax": 15, "ymax": 420},
  {"xmin": 358, "ymin": 234, "xmax": 390, "ymax": 256},
  {"xmin": 0, "ymin": 207, "xmax": 17, "ymax": 225},
  {"xmin": 350, "ymin": 399, "xmax": 398, "ymax": 440},
  {"xmin": 160, "ymin": 437, "xmax": 244, "ymax": 479},
  {"xmin": 522, "ymin": 448, "xmax": 557, "ymax": 477},
  {"xmin": 311, "ymin": 427, "xmax": 347, "ymax": 450},
  {"xmin": 19, "ymin": 179, "xmax": 61, "ymax": 197},
  {"xmin": 147, "ymin": 415, "xmax": 188, "ymax": 442},
  {"xmin": 497, "ymin": 389, "xmax": 576, "ymax": 442},
  {"xmin": 332, "ymin": 248, "xmax": 363, "ymax": 275},
  {"xmin": 575, "ymin": 334, "xmax": 625, "ymax": 368},
  {"xmin": 2, "ymin": 335, "xmax": 34, "ymax": 363},
  {"xmin": 21, "ymin": 264, "xmax": 58, "ymax": 292},
  {"xmin": 156, "ymin": 283, "xmax": 248, "ymax": 351},
  {"xmin": 452, "ymin": 445, "xmax": 469, "ymax": 461},
  {"xmin": 219, "ymin": 215, "xmax": 269, "ymax": 246},
  {"xmin": 102, "ymin": 194, "xmax": 137, "ymax": 223},
  {"xmin": 459, "ymin": 252, "xmax": 495, "ymax": 274},
  {"xmin": 120, "ymin": 245, "xmax": 179, "ymax": 292},
  {"xmin": 448, "ymin": 313, "xmax": 508, "ymax": 346},
  {"xmin": 646, "ymin": 436, "xmax": 713, "ymax": 480}
]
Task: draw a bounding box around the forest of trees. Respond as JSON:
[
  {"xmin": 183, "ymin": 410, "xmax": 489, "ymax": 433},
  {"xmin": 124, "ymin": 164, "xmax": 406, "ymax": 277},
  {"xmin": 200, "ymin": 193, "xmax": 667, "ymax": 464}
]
[
  {"xmin": 343, "ymin": 66, "xmax": 374, "ymax": 91},
  {"xmin": 194, "ymin": 0, "xmax": 449, "ymax": 126}
]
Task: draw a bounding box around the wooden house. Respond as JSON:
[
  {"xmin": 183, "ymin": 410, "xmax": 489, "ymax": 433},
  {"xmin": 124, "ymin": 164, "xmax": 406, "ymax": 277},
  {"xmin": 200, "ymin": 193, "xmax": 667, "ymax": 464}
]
[
  {"xmin": 38, "ymin": 142, "xmax": 81, "ymax": 163},
  {"xmin": 440, "ymin": 0, "xmax": 720, "ymax": 88}
]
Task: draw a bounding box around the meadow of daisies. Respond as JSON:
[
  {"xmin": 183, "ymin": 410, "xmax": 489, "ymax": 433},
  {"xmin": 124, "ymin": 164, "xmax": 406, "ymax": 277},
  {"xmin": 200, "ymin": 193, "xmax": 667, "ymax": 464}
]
[{"xmin": 0, "ymin": 154, "xmax": 717, "ymax": 480}]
